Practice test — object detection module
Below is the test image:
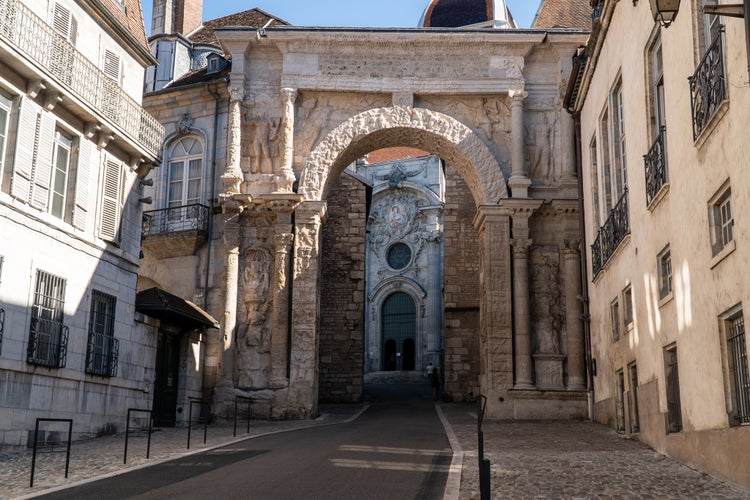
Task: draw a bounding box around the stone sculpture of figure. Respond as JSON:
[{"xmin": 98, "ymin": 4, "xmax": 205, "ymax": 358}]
[
  {"xmin": 251, "ymin": 119, "xmax": 280, "ymax": 174},
  {"xmin": 527, "ymin": 113, "xmax": 554, "ymax": 182},
  {"xmin": 533, "ymin": 255, "xmax": 562, "ymax": 354}
]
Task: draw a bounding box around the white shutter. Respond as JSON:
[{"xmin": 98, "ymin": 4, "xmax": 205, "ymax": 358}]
[
  {"xmin": 10, "ymin": 98, "xmax": 39, "ymax": 202},
  {"xmin": 155, "ymin": 41, "xmax": 174, "ymax": 82},
  {"xmin": 99, "ymin": 157, "xmax": 122, "ymax": 241},
  {"xmin": 72, "ymin": 138, "xmax": 93, "ymax": 230},
  {"xmin": 53, "ymin": 4, "xmax": 70, "ymax": 38},
  {"xmin": 30, "ymin": 111, "xmax": 55, "ymax": 210},
  {"xmin": 103, "ymin": 50, "xmax": 120, "ymax": 84}
]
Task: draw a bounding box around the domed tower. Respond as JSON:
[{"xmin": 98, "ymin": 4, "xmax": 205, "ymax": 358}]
[{"xmin": 419, "ymin": 0, "xmax": 516, "ymax": 28}]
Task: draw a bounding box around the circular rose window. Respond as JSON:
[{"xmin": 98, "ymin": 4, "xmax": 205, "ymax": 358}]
[{"xmin": 387, "ymin": 243, "xmax": 412, "ymax": 270}]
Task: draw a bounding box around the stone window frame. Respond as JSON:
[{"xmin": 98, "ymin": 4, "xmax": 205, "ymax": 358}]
[
  {"xmin": 657, "ymin": 244, "xmax": 673, "ymax": 305},
  {"xmin": 622, "ymin": 283, "xmax": 634, "ymax": 331},
  {"xmin": 165, "ymin": 135, "xmax": 206, "ymax": 211},
  {"xmin": 708, "ymin": 179, "xmax": 735, "ymax": 267},
  {"xmin": 718, "ymin": 304, "xmax": 750, "ymax": 426},
  {"xmin": 610, "ymin": 296, "xmax": 620, "ymax": 341}
]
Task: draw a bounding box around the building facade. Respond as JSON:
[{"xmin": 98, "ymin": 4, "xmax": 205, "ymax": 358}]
[
  {"xmin": 568, "ymin": 0, "xmax": 750, "ymax": 488},
  {"xmin": 141, "ymin": 0, "xmax": 593, "ymax": 422},
  {"xmin": 0, "ymin": 0, "xmax": 166, "ymax": 445}
]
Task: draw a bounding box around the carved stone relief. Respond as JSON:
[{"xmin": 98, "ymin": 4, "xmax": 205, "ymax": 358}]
[
  {"xmin": 530, "ymin": 249, "xmax": 563, "ymax": 355},
  {"xmin": 525, "ymin": 110, "xmax": 558, "ymax": 183}
]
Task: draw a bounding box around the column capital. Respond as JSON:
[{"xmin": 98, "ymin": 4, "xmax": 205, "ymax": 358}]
[
  {"xmin": 562, "ymin": 239, "xmax": 581, "ymax": 257},
  {"xmin": 508, "ymin": 89, "xmax": 528, "ymax": 103},
  {"xmin": 228, "ymin": 85, "xmax": 245, "ymax": 102},
  {"xmin": 511, "ymin": 238, "xmax": 533, "ymax": 256},
  {"xmin": 281, "ymin": 87, "xmax": 298, "ymax": 101},
  {"xmin": 296, "ymin": 200, "xmax": 328, "ymax": 225}
]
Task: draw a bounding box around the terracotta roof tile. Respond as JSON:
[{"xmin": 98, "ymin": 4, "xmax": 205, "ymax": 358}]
[
  {"xmin": 365, "ymin": 148, "xmax": 429, "ymax": 164},
  {"xmin": 532, "ymin": 0, "xmax": 592, "ymax": 30},
  {"xmin": 99, "ymin": 0, "xmax": 149, "ymax": 51},
  {"xmin": 189, "ymin": 8, "xmax": 290, "ymax": 46}
]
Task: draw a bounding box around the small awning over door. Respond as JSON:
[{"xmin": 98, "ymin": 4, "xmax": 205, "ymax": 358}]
[{"xmin": 136, "ymin": 287, "xmax": 220, "ymax": 329}]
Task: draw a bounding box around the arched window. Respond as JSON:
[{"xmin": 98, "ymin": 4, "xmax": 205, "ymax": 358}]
[
  {"xmin": 381, "ymin": 292, "xmax": 416, "ymax": 371},
  {"xmin": 167, "ymin": 137, "xmax": 203, "ymax": 209}
]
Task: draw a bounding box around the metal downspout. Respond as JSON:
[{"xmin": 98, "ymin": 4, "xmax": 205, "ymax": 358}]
[{"xmin": 572, "ymin": 111, "xmax": 595, "ymax": 421}]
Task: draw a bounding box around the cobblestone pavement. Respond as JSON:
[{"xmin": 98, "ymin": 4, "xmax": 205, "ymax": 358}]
[
  {"xmin": 438, "ymin": 403, "xmax": 750, "ymax": 500},
  {"xmin": 1, "ymin": 401, "xmax": 748, "ymax": 499}
]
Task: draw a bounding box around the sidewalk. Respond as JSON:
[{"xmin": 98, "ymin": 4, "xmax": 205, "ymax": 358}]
[
  {"xmin": 0, "ymin": 404, "xmax": 367, "ymax": 500},
  {"xmin": 2, "ymin": 401, "xmax": 748, "ymax": 499}
]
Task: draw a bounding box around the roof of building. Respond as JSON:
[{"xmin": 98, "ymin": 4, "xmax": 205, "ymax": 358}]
[
  {"xmin": 419, "ymin": 0, "xmax": 516, "ymax": 28},
  {"xmin": 366, "ymin": 148, "xmax": 430, "ymax": 164},
  {"xmin": 99, "ymin": 0, "xmax": 150, "ymax": 51},
  {"xmin": 532, "ymin": 0, "xmax": 592, "ymax": 30},
  {"xmin": 189, "ymin": 8, "xmax": 290, "ymax": 46}
]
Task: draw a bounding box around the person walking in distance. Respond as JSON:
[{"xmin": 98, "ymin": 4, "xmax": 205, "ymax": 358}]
[{"xmin": 431, "ymin": 366, "xmax": 441, "ymax": 401}]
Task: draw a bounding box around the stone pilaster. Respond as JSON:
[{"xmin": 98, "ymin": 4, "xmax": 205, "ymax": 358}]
[
  {"xmin": 421, "ymin": 206, "xmax": 443, "ymax": 358},
  {"xmin": 269, "ymin": 201, "xmax": 296, "ymax": 387},
  {"xmin": 474, "ymin": 206, "xmax": 513, "ymax": 417},
  {"xmin": 511, "ymin": 237, "xmax": 534, "ymax": 389},
  {"xmin": 563, "ymin": 239, "xmax": 586, "ymax": 390},
  {"xmin": 278, "ymin": 88, "xmax": 298, "ymax": 190},
  {"xmin": 222, "ymin": 85, "xmax": 244, "ymax": 194},
  {"xmin": 508, "ymin": 90, "xmax": 531, "ymax": 198},
  {"xmin": 288, "ymin": 200, "xmax": 327, "ymax": 418},
  {"xmin": 221, "ymin": 200, "xmax": 243, "ymax": 381}
]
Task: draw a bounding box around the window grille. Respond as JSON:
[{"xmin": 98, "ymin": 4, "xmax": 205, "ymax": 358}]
[
  {"xmin": 727, "ymin": 315, "xmax": 750, "ymax": 424},
  {"xmin": 664, "ymin": 346, "xmax": 682, "ymax": 432},
  {"xmin": 85, "ymin": 290, "xmax": 118, "ymax": 377},
  {"xmin": 27, "ymin": 270, "xmax": 68, "ymax": 368}
]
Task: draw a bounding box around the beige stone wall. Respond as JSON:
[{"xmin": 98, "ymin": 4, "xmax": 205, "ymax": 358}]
[
  {"xmin": 443, "ymin": 165, "xmax": 481, "ymax": 400},
  {"xmin": 319, "ymin": 174, "xmax": 367, "ymax": 403}
]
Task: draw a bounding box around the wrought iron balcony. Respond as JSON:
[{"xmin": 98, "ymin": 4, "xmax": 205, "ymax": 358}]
[
  {"xmin": 85, "ymin": 332, "xmax": 119, "ymax": 377},
  {"xmin": 644, "ymin": 126, "xmax": 668, "ymax": 206},
  {"xmin": 27, "ymin": 316, "xmax": 68, "ymax": 368},
  {"xmin": 0, "ymin": 0, "xmax": 164, "ymax": 159},
  {"xmin": 689, "ymin": 28, "xmax": 727, "ymax": 140},
  {"xmin": 142, "ymin": 204, "xmax": 210, "ymax": 237},
  {"xmin": 591, "ymin": 190, "xmax": 630, "ymax": 277}
]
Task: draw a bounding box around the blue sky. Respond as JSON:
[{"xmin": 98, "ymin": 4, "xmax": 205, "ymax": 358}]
[{"xmin": 141, "ymin": 1, "xmax": 544, "ymax": 35}]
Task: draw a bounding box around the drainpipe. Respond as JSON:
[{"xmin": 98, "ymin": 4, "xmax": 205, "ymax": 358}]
[
  {"xmin": 571, "ymin": 110, "xmax": 594, "ymax": 421},
  {"xmin": 201, "ymin": 79, "xmax": 223, "ymax": 404}
]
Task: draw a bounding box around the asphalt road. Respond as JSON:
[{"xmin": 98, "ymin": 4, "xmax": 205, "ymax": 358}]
[{"xmin": 38, "ymin": 384, "xmax": 451, "ymax": 500}]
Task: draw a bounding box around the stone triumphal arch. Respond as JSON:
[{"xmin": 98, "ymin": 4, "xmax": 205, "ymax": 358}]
[{"xmin": 207, "ymin": 25, "xmax": 589, "ymax": 420}]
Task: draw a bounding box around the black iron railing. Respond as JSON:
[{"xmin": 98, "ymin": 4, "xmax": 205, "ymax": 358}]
[
  {"xmin": 644, "ymin": 127, "xmax": 668, "ymax": 206},
  {"xmin": 0, "ymin": 0, "xmax": 164, "ymax": 157},
  {"xmin": 591, "ymin": 190, "xmax": 630, "ymax": 277},
  {"xmin": 85, "ymin": 332, "xmax": 119, "ymax": 377},
  {"xmin": 142, "ymin": 204, "xmax": 209, "ymax": 237},
  {"xmin": 27, "ymin": 317, "xmax": 68, "ymax": 368},
  {"xmin": 689, "ymin": 28, "xmax": 727, "ymax": 140}
]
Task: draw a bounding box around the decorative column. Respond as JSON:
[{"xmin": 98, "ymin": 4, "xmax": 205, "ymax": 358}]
[
  {"xmin": 220, "ymin": 200, "xmax": 243, "ymax": 381},
  {"xmin": 474, "ymin": 206, "xmax": 513, "ymax": 418},
  {"xmin": 288, "ymin": 200, "xmax": 327, "ymax": 419},
  {"xmin": 222, "ymin": 85, "xmax": 244, "ymax": 194},
  {"xmin": 278, "ymin": 88, "xmax": 298, "ymax": 191},
  {"xmin": 563, "ymin": 240, "xmax": 586, "ymax": 390},
  {"xmin": 269, "ymin": 200, "xmax": 297, "ymax": 387},
  {"xmin": 508, "ymin": 90, "xmax": 531, "ymax": 198},
  {"xmin": 511, "ymin": 237, "xmax": 535, "ymax": 389},
  {"xmin": 421, "ymin": 206, "xmax": 443, "ymax": 361}
]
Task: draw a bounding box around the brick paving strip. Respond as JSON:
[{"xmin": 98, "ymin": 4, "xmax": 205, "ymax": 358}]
[{"xmin": 2, "ymin": 402, "xmax": 749, "ymax": 500}]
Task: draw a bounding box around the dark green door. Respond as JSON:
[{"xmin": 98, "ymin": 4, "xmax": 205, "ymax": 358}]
[
  {"xmin": 153, "ymin": 330, "xmax": 180, "ymax": 426},
  {"xmin": 382, "ymin": 292, "xmax": 416, "ymax": 371}
]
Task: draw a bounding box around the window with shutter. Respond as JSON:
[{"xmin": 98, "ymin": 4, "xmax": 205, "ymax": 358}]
[
  {"xmin": 99, "ymin": 157, "xmax": 123, "ymax": 242},
  {"xmin": 10, "ymin": 98, "xmax": 39, "ymax": 202},
  {"xmin": 72, "ymin": 139, "xmax": 94, "ymax": 230},
  {"xmin": 53, "ymin": 3, "xmax": 77, "ymax": 45},
  {"xmin": 30, "ymin": 112, "xmax": 56, "ymax": 211},
  {"xmin": 104, "ymin": 50, "xmax": 121, "ymax": 84}
]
